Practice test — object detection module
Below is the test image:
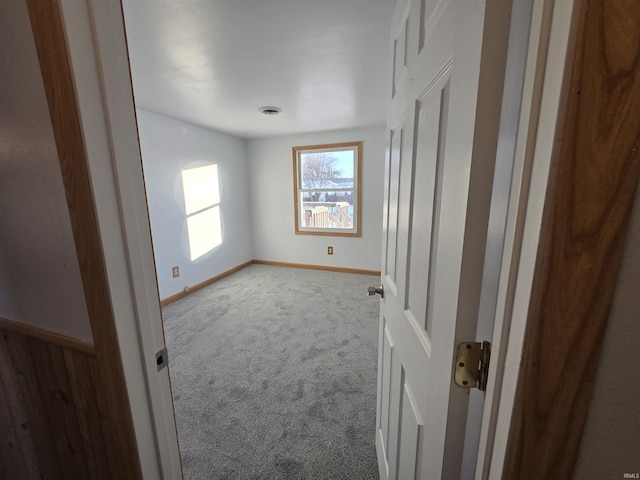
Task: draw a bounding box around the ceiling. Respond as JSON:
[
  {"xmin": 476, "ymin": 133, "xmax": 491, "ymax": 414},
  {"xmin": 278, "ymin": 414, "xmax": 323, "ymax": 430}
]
[{"xmin": 122, "ymin": 0, "xmax": 395, "ymax": 139}]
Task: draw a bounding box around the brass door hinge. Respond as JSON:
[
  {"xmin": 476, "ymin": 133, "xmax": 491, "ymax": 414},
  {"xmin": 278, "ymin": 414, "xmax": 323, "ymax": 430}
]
[{"xmin": 454, "ymin": 341, "xmax": 491, "ymax": 392}]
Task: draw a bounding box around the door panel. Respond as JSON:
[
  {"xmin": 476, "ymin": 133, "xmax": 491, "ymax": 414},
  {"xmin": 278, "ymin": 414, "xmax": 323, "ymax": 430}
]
[
  {"xmin": 376, "ymin": 0, "xmax": 512, "ymax": 477},
  {"xmin": 397, "ymin": 380, "xmax": 424, "ymax": 479},
  {"xmin": 384, "ymin": 129, "xmax": 403, "ymax": 290},
  {"xmin": 393, "ymin": 18, "xmax": 408, "ymax": 97},
  {"xmin": 377, "ymin": 320, "xmax": 403, "ymax": 479},
  {"xmin": 406, "ymin": 74, "xmax": 450, "ymax": 338},
  {"xmin": 378, "ymin": 322, "xmax": 393, "ymax": 454}
]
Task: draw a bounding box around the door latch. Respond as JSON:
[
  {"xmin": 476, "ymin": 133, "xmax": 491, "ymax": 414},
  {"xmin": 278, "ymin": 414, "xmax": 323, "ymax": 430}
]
[
  {"xmin": 454, "ymin": 341, "xmax": 491, "ymax": 392},
  {"xmin": 156, "ymin": 346, "xmax": 169, "ymax": 372}
]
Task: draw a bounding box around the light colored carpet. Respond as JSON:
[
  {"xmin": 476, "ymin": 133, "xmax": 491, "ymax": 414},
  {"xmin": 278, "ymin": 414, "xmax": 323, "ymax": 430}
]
[{"xmin": 162, "ymin": 264, "xmax": 381, "ymax": 479}]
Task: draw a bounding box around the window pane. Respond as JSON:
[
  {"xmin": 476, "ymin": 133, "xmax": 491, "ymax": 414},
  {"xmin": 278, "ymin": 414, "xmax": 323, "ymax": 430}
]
[
  {"xmin": 182, "ymin": 164, "xmax": 220, "ymax": 215},
  {"xmin": 300, "ymin": 191, "xmax": 355, "ymax": 229},
  {"xmin": 300, "ymin": 149, "xmax": 354, "ymax": 191},
  {"xmin": 186, "ymin": 206, "xmax": 222, "ymax": 261}
]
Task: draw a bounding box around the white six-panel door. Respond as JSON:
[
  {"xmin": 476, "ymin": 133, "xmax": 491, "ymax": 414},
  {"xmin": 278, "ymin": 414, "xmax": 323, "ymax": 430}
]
[{"xmin": 376, "ymin": 0, "xmax": 512, "ymax": 478}]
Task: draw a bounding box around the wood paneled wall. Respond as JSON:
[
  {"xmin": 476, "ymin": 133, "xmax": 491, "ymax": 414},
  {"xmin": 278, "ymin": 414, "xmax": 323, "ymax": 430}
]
[{"xmin": 0, "ymin": 325, "xmax": 113, "ymax": 479}]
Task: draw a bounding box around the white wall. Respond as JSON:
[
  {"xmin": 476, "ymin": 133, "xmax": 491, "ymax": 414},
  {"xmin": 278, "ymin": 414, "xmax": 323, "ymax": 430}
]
[
  {"xmin": 138, "ymin": 116, "xmax": 385, "ymax": 297},
  {"xmin": 0, "ymin": 0, "xmax": 91, "ymax": 341},
  {"xmin": 137, "ymin": 110, "xmax": 253, "ymax": 299},
  {"xmin": 247, "ymin": 127, "xmax": 386, "ymax": 271},
  {"xmin": 573, "ymin": 180, "xmax": 640, "ymax": 478}
]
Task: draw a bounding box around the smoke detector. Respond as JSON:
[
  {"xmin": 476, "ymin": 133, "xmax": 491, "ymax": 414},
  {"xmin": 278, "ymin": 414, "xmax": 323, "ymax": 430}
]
[{"xmin": 259, "ymin": 106, "xmax": 282, "ymax": 115}]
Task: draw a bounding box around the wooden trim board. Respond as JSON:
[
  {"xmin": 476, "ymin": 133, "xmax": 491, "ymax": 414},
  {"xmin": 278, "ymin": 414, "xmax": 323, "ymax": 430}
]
[
  {"xmin": 0, "ymin": 317, "xmax": 95, "ymax": 355},
  {"xmin": 160, "ymin": 261, "xmax": 253, "ymax": 306},
  {"xmin": 253, "ymin": 260, "xmax": 380, "ymax": 276},
  {"xmin": 26, "ymin": 1, "xmax": 142, "ymax": 477},
  {"xmin": 160, "ymin": 260, "xmax": 381, "ymax": 306},
  {"xmin": 504, "ymin": 0, "xmax": 640, "ymax": 477}
]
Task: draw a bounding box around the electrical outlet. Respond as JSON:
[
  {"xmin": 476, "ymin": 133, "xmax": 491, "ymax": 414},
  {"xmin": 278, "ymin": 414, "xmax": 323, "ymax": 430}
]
[
  {"xmin": 328, "ymin": 246, "xmax": 334, "ymax": 255},
  {"xmin": 172, "ymin": 266, "xmax": 180, "ymax": 278}
]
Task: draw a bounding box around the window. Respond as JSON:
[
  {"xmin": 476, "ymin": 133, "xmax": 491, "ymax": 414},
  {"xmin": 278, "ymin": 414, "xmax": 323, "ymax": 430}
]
[
  {"xmin": 293, "ymin": 142, "xmax": 362, "ymax": 237},
  {"xmin": 182, "ymin": 164, "xmax": 222, "ymax": 260}
]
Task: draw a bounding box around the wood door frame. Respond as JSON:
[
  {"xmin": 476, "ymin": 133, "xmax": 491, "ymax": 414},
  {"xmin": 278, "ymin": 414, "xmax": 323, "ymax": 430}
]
[
  {"xmin": 26, "ymin": 0, "xmax": 142, "ymax": 477},
  {"xmin": 474, "ymin": 0, "xmax": 582, "ymax": 476},
  {"xmin": 27, "ymin": 0, "xmax": 183, "ymax": 478},
  {"xmin": 74, "ymin": 0, "xmax": 183, "ymax": 476},
  {"xmin": 478, "ymin": 0, "xmax": 640, "ymax": 477},
  {"xmin": 502, "ymin": 0, "xmax": 640, "ymax": 477}
]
